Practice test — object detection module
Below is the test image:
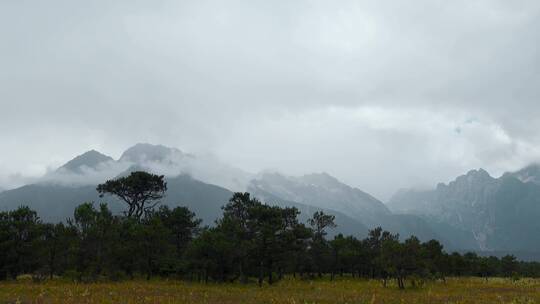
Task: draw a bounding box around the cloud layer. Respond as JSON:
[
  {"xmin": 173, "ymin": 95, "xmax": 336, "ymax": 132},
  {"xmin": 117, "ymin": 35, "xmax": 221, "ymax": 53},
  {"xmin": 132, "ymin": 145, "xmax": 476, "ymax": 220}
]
[{"xmin": 1, "ymin": 0, "xmax": 540, "ymax": 200}]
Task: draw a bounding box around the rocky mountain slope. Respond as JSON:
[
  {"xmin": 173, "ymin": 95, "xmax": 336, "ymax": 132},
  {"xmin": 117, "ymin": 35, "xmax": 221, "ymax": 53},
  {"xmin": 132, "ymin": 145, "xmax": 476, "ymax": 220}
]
[
  {"xmin": 388, "ymin": 169, "xmax": 540, "ymax": 252},
  {"xmin": 249, "ymin": 172, "xmax": 439, "ymax": 242}
]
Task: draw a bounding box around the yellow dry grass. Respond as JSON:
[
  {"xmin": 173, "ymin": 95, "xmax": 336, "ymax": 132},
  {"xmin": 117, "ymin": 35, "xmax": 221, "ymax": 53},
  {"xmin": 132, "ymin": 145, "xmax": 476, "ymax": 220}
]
[{"xmin": 0, "ymin": 277, "xmax": 539, "ymax": 304}]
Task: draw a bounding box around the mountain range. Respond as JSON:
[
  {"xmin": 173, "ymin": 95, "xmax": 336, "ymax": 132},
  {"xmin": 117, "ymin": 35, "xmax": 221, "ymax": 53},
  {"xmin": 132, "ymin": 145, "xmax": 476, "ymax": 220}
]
[
  {"xmin": 1, "ymin": 143, "xmax": 540, "ymax": 259},
  {"xmin": 388, "ymin": 167, "xmax": 540, "ymax": 257}
]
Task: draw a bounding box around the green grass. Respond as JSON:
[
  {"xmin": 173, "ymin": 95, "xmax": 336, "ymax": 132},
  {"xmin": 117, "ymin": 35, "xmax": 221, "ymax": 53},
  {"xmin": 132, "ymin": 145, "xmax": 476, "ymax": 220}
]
[{"xmin": 1, "ymin": 277, "xmax": 539, "ymax": 303}]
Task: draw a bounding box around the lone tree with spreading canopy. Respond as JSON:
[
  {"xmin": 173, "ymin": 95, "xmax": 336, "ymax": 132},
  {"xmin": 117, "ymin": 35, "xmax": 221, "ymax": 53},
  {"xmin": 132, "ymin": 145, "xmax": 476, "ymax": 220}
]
[{"xmin": 97, "ymin": 171, "xmax": 167, "ymax": 219}]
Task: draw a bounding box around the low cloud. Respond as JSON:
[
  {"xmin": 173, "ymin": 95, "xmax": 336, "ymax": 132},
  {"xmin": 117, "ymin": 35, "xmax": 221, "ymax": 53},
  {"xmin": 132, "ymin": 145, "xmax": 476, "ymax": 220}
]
[
  {"xmin": 33, "ymin": 148, "xmax": 252, "ymax": 194},
  {"xmin": 1, "ymin": 0, "xmax": 540, "ymax": 200},
  {"xmin": 41, "ymin": 160, "xmax": 130, "ymax": 187}
]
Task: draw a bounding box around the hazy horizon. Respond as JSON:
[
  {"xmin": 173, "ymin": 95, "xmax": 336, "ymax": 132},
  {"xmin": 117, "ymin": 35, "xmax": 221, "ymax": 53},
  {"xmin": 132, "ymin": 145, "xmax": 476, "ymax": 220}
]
[{"xmin": 2, "ymin": 1, "xmax": 540, "ymax": 200}]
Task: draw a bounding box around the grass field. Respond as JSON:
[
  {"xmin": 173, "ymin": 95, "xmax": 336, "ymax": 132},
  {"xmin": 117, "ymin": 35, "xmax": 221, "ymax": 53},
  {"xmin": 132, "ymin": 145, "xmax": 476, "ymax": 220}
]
[{"xmin": 0, "ymin": 277, "xmax": 539, "ymax": 304}]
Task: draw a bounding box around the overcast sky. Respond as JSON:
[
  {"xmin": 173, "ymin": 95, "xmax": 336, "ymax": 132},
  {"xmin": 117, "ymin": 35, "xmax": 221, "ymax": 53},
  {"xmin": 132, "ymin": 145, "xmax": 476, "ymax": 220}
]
[{"xmin": 1, "ymin": 0, "xmax": 540, "ymax": 200}]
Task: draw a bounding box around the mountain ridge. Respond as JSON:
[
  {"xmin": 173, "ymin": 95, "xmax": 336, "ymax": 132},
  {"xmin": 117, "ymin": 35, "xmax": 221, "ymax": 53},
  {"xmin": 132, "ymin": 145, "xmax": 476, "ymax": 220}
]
[
  {"xmin": 248, "ymin": 171, "xmax": 440, "ymax": 243},
  {"xmin": 2, "ymin": 143, "xmax": 540, "ymax": 258},
  {"xmin": 388, "ymin": 168, "xmax": 540, "ymax": 252}
]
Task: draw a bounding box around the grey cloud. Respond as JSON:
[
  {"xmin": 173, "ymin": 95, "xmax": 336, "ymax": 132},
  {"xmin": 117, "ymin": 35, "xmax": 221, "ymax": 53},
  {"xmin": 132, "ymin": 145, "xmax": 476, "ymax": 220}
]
[{"xmin": 1, "ymin": 0, "xmax": 540, "ymax": 200}]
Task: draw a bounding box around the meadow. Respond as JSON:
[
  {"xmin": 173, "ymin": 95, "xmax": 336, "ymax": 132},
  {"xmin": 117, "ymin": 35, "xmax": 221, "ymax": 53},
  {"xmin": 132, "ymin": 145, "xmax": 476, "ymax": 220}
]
[{"xmin": 0, "ymin": 277, "xmax": 539, "ymax": 304}]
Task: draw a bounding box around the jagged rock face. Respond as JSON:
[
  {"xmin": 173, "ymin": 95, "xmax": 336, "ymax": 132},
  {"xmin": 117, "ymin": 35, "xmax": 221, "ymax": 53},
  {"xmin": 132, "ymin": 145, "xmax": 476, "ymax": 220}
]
[
  {"xmin": 433, "ymin": 170, "xmax": 499, "ymax": 250},
  {"xmin": 249, "ymin": 172, "xmax": 390, "ymax": 227},
  {"xmin": 388, "ymin": 169, "xmax": 540, "ymax": 251}
]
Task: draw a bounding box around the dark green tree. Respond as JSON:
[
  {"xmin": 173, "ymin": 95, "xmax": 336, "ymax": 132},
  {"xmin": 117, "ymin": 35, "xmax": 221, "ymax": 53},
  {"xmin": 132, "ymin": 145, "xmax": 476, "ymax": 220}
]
[
  {"xmin": 40, "ymin": 223, "xmax": 76, "ymax": 279},
  {"xmin": 219, "ymin": 192, "xmax": 259, "ymax": 283},
  {"xmin": 421, "ymin": 239, "xmax": 446, "ymax": 281},
  {"xmin": 186, "ymin": 227, "xmax": 236, "ymax": 283},
  {"xmin": 2, "ymin": 206, "xmax": 42, "ymax": 279},
  {"xmin": 501, "ymin": 255, "xmax": 518, "ymax": 277},
  {"xmin": 308, "ymin": 211, "xmax": 336, "ymax": 239},
  {"xmin": 69, "ymin": 203, "xmax": 119, "ymax": 281},
  {"xmin": 250, "ymin": 204, "xmax": 300, "ymax": 286},
  {"xmin": 97, "ymin": 171, "xmax": 167, "ymax": 219},
  {"xmin": 329, "ymin": 234, "xmax": 347, "ymax": 280},
  {"xmin": 0, "ymin": 211, "xmax": 9, "ymax": 280},
  {"xmin": 308, "ymin": 211, "xmax": 336, "ymax": 278},
  {"xmin": 366, "ymin": 227, "xmax": 398, "ymax": 280},
  {"xmin": 157, "ymin": 206, "xmax": 202, "ymax": 259},
  {"xmin": 138, "ymin": 213, "xmax": 172, "ymax": 280},
  {"xmin": 380, "ymin": 234, "xmax": 405, "ymax": 289}
]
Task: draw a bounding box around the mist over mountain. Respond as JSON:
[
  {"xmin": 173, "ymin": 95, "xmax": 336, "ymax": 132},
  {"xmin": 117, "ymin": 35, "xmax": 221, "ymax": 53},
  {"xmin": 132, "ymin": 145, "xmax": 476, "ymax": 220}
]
[
  {"xmin": 388, "ymin": 168, "xmax": 540, "ymax": 254},
  {"xmin": 0, "ymin": 144, "xmax": 372, "ymax": 234},
  {"xmin": 0, "ymin": 142, "xmax": 248, "ymax": 225},
  {"xmin": 249, "ymin": 172, "xmax": 439, "ymax": 242},
  {"xmin": 2, "ymin": 143, "xmax": 540, "ymax": 259},
  {"xmin": 0, "ymin": 174, "xmax": 232, "ymax": 225},
  {"xmin": 249, "ymin": 172, "xmax": 389, "ymax": 226},
  {"xmin": 119, "ymin": 143, "xmax": 190, "ymax": 164},
  {"xmin": 505, "ymin": 164, "xmax": 540, "ymax": 185},
  {"xmin": 58, "ymin": 150, "xmax": 114, "ymax": 173},
  {"xmin": 38, "ymin": 143, "xmax": 252, "ymax": 192}
]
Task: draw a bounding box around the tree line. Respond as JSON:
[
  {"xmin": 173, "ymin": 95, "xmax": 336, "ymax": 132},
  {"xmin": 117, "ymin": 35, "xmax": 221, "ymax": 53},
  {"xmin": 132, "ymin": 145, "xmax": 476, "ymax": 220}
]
[{"xmin": 0, "ymin": 171, "xmax": 539, "ymax": 288}]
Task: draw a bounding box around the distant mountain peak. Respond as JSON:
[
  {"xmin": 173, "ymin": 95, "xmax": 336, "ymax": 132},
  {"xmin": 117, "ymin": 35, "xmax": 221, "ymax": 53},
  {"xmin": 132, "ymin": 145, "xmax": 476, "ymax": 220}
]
[
  {"xmin": 119, "ymin": 143, "xmax": 191, "ymax": 164},
  {"xmin": 249, "ymin": 171, "xmax": 390, "ymax": 226},
  {"xmin": 466, "ymin": 168, "xmax": 490, "ymax": 177},
  {"xmin": 444, "ymin": 168, "xmax": 493, "ymax": 188},
  {"xmin": 301, "ymin": 172, "xmax": 342, "ymax": 187},
  {"xmin": 58, "ymin": 150, "xmax": 114, "ymax": 173},
  {"xmin": 254, "ymin": 171, "xmax": 342, "ymax": 190}
]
